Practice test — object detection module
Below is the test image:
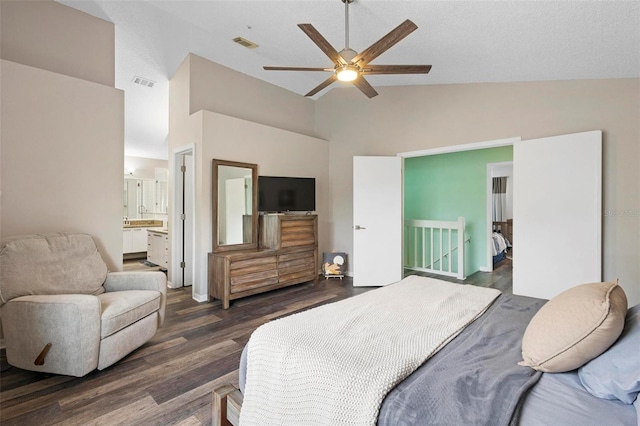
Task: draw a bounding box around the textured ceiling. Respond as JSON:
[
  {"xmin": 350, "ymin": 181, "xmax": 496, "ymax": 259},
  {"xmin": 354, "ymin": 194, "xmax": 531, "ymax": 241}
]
[{"xmin": 57, "ymin": 0, "xmax": 640, "ymax": 160}]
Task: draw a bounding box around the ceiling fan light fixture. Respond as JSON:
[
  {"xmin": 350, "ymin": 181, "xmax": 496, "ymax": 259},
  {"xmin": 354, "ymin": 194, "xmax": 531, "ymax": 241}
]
[
  {"xmin": 336, "ymin": 64, "xmax": 359, "ymax": 82},
  {"xmin": 264, "ymin": 0, "xmax": 429, "ymax": 98}
]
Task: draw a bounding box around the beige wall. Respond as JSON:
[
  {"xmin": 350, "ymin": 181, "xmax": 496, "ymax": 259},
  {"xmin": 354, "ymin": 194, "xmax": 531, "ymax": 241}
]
[
  {"xmin": 0, "ymin": 1, "xmax": 123, "ymax": 271},
  {"xmin": 1, "ymin": 60, "xmax": 124, "ymax": 270},
  {"xmin": 315, "ymin": 79, "xmax": 640, "ymax": 305},
  {"xmin": 0, "ymin": 0, "xmax": 114, "ymax": 87},
  {"xmin": 169, "ymin": 55, "xmax": 328, "ymax": 301},
  {"xmin": 188, "ymin": 54, "xmax": 317, "ymax": 138},
  {"xmin": 125, "ymin": 156, "xmax": 168, "ymax": 180}
]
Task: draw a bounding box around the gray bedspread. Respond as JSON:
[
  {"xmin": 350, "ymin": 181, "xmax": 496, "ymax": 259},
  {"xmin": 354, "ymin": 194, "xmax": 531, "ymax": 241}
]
[{"xmin": 377, "ymin": 293, "xmax": 545, "ymax": 426}]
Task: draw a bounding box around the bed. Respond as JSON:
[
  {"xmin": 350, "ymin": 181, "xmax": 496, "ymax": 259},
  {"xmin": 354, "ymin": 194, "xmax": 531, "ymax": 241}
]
[
  {"xmin": 492, "ymin": 231, "xmax": 510, "ymax": 263},
  {"xmin": 213, "ymin": 276, "xmax": 639, "ymax": 426},
  {"xmin": 492, "ymin": 219, "xmax": 512, "ymax": 263}
]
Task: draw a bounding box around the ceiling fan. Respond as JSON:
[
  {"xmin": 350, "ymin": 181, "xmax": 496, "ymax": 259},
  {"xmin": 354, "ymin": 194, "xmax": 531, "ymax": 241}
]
[{"xmin": 263, "ymin": 0, "xmax": 432, "ymax": 98}]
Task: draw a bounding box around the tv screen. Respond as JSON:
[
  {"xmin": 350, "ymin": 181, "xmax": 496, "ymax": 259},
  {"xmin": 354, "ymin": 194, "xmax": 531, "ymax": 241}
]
[{"xmin": 258, "ymin": 176, "xmax": 316, "ymax": 212}]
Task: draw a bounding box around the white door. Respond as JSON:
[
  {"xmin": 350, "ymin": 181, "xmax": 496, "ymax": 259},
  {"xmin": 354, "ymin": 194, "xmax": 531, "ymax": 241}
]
[
  {"xmin": 172, "ymin": 151, "xmax": 194, "ymax": 288},
  {"xmin": 353, "ymin": 156, "xmax": 403, "ymax": 287},
  {"xmin": 513, "ymin": 130, "xmax": 601, "ymax": 300},
  {"xmin": 182, "ymin": 153, "xmax": 194, "ymax": 287}
]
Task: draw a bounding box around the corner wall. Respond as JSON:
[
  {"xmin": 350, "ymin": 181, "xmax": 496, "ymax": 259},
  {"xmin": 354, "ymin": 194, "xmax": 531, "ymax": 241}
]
[
  {"xmin": 1, "ymin": 60, "xmax": 124, "ymax": 270},
  {"xmin": 0, "ymin": 1, "xmax": 123, "ymax": 271},
  {"xmin": 188, "ymin": 54, "xmax": 317, "ymax": 138},
  {"xmin": 169, "ymin": 55, "xmax": 328, "ymax": 301},
  {"xmin": 0, "ymin": 0, "xmax": 114, "ymax": 86}
]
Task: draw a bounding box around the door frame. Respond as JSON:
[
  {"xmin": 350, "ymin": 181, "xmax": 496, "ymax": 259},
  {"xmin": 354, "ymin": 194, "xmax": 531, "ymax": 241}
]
[
  {"xmin": 398, "ymin": 137, "xmax": 521, "ymax": 273},
  {"xmin": 484, "ymin": 161, "xmax": 514, "ymax": 272},
  {"xmin": 170, "ymin": 144, "xmax": 196, "ymax": 295}
]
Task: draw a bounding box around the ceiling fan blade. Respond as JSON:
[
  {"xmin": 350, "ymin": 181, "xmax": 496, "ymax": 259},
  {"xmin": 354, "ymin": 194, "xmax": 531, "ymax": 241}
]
[
  {"xmin": 264, "ymin": 66, "xmax": 332, "ymax": 72},
  {"xmin": 362, "ymin": 65, "xmax": 432, "ymax": 75},
  {"xmin": 352, "ymin": 76, "xmax": 378, "ymax": 98},
  {"xmin": 298, "ymin": 24, "xmax": 346, "ymax": 65},
  {"xmin": 305, "ymin": 74, "xmax": 338, "ymax": 97},
  {"xmin": 352, "ymin": 19, "xmax": 418, "ymax": 66}
]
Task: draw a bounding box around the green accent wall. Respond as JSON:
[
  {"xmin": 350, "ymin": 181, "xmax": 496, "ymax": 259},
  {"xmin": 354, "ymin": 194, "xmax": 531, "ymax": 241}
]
[{"xmin": 404, "ymin": 146, "xmax": 513, "ymax": 276}]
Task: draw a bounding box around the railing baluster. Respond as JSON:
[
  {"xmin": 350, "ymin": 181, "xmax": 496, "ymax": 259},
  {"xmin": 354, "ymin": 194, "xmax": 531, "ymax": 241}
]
[
  {"xmin": 420, "ymin": 227, "xmax": 423, "ymax": 268},
  {"xmin": 457, "ymin": 217, "xmax": 465, "ymax": 280},
  {"xmin": 437, "ymin": 228, "xmax": 442, "ymax": 272},
  {"xmin": 413, "ymin": 227, "xmax": 419, "ymax": 266},
  {"xmin": 448, "ymin": 228, "xmax": 452, "ymax": 273},
  {"xmin": 430, "ymin": 227, "xmax": 434, "ymax": 271}
]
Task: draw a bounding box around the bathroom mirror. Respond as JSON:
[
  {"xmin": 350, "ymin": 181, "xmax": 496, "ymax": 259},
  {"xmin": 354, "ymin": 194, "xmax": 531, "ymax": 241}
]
[
  {"xmin": 212, "ymin": 159, "xmax": 258, "ymax": 252},
  {"xmin": 123, "ymin": 177, "xmax": 168, "ymax": 219},
  {"xmin": 123, "ymin": 177, "xmax": 155, "ymax": 219}
]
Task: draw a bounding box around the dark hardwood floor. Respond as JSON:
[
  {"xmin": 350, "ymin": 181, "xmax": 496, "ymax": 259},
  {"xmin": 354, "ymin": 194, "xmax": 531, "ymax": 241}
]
[{"xmin": 0, "ymin": 258, "xmax": 511, "ymax": 425}]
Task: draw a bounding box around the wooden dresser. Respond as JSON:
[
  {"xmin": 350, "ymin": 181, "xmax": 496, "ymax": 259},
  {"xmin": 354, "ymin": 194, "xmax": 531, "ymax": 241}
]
[{"xmin": 209, "ymin": 214, "xmax": 318, "ymax": 309}]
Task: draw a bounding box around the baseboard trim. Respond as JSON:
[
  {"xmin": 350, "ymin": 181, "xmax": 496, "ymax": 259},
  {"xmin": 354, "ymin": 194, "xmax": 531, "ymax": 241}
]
[
  {"xmin": 192, "ymin": 292, "xmax": 208, "ymax": 303},
  {"xmin": 479, "ymin": 266, "xmax": 492, "ymax": 272}
]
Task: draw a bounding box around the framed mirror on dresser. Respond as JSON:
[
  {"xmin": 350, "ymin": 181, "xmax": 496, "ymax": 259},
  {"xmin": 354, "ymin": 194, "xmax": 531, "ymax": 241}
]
[
  {"xmin": 209, "ymin": 159, "xmax": 318, "ymax": 309},
  {"xmin": 212, "ymin": 159, "xmax": 258, "ymax": 253}
]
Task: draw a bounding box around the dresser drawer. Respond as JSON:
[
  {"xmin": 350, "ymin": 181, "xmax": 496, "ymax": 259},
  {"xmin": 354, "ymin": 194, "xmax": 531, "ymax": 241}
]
[
  {"xmin": 280, "ymin": 222, "xmax": 315, "ymax": 247},
  {"xmin": 278, "ymin": 250, "xmax": 316, "ymax": 285},
  {"xmin": 230, "ymin": 255, "xmax": 277, "ymax": 274},
  {"xmin": 261, "ymin": 215, "xmax": 317, "ymax": 249},
  {"xmin": 230, "ymin": 270, "xmax": 279, "ymax": 293}
]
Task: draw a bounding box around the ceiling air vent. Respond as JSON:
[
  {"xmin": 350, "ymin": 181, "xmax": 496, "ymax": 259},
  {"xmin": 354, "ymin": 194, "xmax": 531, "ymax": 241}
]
[
  {"xmin": 233, "ymin": 36, "xmax": 259, "ymax": 49},
  {"xmin": 132, "ymin": 76, "xmax": 155, "ymax": 88}
]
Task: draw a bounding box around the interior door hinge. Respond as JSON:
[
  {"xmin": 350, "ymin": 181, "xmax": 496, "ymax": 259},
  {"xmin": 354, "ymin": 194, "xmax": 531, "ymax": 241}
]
[
  {"xmin": 180, "ymin": 261, "xmax": 186, "ymax": 268},
  {"xmin": 181, "ymin": 165, "xmax": 186, "ymax": 173},
  {"xmin": 180, "ymin": 213, "xmax": 185, "ymax": 220}
]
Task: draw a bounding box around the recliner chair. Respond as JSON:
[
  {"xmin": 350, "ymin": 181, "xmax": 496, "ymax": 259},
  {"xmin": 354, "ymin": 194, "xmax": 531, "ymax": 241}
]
[{"xmin": 0, "ymin": 233, "xmax": 166, "ymax": 377}]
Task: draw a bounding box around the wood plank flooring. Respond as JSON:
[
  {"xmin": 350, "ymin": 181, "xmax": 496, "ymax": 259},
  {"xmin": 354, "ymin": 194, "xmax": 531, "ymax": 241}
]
[{"xmin": 0, "ymin": 257, "xmax": 511, "ymax": 425}]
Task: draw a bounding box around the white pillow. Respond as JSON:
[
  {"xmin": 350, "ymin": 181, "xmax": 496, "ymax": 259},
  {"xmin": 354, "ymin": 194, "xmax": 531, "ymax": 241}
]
[{"xmin": 519, "ymin": 280, "xmax": 627, "ymax": 373}]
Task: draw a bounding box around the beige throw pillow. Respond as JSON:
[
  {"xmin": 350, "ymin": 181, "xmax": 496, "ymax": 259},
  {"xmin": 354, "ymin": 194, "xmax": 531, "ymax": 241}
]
[{"xmin": 519, "ymin": 280, "xmax": 627, "ymax": 373}]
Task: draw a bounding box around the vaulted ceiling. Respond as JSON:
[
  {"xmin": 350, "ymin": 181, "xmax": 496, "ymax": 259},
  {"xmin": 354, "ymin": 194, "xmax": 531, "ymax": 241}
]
[{"xmin": 57, "ymin": 1, "xmax": 640, "ymax": 160}]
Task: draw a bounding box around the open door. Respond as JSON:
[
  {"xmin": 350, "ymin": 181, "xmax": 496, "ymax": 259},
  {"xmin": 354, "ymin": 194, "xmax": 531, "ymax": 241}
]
[
  {"xmin": 171, "ymin": 150, "xmax": 194, "ymax": 289},
  {"xmin": 513, "ymin": 130, "xmax": 601, "ymax": 300},
  {"xmin": 353, "ymin": 156, "xmax": 403, "ymax": 287}
]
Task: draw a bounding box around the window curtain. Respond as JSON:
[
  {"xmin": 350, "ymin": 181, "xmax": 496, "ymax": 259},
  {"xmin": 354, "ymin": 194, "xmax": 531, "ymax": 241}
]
[{"xmin": 492, "ymin": 177, "xmax": 508, "ymax": 222}]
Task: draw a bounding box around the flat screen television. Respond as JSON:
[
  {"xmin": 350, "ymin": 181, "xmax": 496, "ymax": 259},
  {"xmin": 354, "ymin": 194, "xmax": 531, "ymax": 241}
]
[{"xmin": 258, "ymin": 176, "xmax": 316, "ymax": 212}]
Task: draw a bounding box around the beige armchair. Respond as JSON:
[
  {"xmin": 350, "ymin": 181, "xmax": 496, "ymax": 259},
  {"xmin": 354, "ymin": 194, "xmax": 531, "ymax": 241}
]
[{"xmin": 0, "ymin": 233, "xmax": 166, "ymax": 377}]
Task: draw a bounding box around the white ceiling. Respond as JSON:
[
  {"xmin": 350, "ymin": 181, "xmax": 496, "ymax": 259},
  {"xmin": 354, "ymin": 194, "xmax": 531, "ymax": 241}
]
[{"xmin": 57, "ymin": 0, "xmax": 640, "ymax": 160}]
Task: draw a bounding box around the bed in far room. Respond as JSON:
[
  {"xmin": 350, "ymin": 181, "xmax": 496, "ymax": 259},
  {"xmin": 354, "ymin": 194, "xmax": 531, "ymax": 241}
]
[
  {"xmin": 492, "ymin": 219, "xmax": 512, "ymax": 263},
  {"xmin": 213, "ymin": 276, "xmax": 639, "ymax": 426}
]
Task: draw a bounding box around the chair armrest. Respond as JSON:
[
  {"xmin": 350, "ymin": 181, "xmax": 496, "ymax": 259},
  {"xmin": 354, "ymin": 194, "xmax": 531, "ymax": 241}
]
[
  {"xmin": 104, "ymin": 271, "xmax": 167, "ymax": 326},
  {"xmin": 1, "ymin": 294, "xmax": 101, "ymax": 377}
]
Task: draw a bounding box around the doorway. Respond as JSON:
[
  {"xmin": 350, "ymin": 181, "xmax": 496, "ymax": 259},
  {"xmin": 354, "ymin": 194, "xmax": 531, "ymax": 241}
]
[
  {"xmin": 171, "ymin": 145, "xmax": 195, "ymax": 290},
  {"xmin": 486, "ymin": 162, "xmax": 514, "ymax": 272},
  {"xmin": 394, "ymin": 131, "xmax": 601, "ymax": 300}
]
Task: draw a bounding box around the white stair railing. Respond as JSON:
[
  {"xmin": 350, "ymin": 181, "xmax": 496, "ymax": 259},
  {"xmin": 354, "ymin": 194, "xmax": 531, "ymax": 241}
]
[{"xmin": 404, "ymin": 217, "xmax": 466, "ymax": 280}]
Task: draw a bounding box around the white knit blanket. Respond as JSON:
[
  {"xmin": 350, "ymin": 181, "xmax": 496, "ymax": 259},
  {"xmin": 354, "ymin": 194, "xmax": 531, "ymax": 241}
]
[{"xmin": 239, "ymin": 275, "xmax": 501, "ymax": 426}]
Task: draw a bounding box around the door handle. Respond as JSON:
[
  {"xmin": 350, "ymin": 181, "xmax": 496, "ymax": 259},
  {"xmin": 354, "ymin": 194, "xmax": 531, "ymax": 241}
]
[{"xmin": 355, "ymin": 225, "xmax": 366, "ymax": 230}]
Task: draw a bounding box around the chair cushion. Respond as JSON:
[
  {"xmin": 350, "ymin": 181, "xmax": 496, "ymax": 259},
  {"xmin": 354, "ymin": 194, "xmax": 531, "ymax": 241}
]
[
  {"xmin": 99, "ymin": 290, "xmax": 161, "ymax": 338},
  {"xmin": 0, "ymin": 233, "xmax": 107, "ymax": 306}
]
